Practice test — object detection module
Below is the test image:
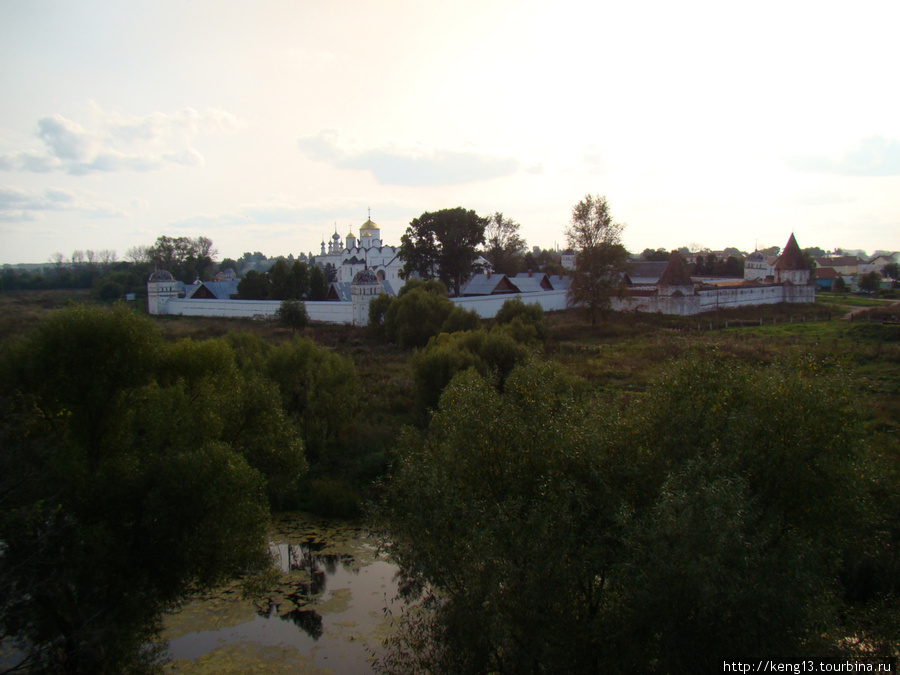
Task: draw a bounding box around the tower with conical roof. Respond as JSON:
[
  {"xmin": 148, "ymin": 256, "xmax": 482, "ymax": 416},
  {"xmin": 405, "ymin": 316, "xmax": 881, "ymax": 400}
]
[
  {"xmin": 656, "ymin": 252, "xmax": 695, "ymax": 297},
  {"xmin": 774, "ymin": 234, "xmax": 810, "ymax": 285}
]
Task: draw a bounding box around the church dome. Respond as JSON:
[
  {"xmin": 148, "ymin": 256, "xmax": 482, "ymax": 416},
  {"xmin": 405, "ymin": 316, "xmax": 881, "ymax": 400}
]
[
  {"xmin": 351, "ymin": 268, "xmax": 380, "ymax": 285},
  {"xmin": 148, "ymin": 270, "xmax": 174, "ymax": 282},
  {"xmin": 359, "ymin": 218, "xmax": 380, "ymax": 236}
]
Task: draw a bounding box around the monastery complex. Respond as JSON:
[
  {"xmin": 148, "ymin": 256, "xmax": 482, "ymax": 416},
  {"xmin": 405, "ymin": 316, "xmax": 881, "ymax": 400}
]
[{"xmin": 148, "ymin": 218, "xmax": 816, "ymax": 325}]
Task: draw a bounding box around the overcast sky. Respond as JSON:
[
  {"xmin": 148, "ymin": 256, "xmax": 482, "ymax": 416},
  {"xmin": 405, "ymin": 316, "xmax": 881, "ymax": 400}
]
[{"xmin": 2, "ymin": 0, "xmax": 899, "ymax": 265}]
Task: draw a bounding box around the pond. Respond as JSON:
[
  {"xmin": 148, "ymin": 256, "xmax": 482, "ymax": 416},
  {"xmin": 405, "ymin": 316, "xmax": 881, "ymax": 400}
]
[{"xmin": 162, "ymin": 513, "xmax": 405, "ymax": 674}]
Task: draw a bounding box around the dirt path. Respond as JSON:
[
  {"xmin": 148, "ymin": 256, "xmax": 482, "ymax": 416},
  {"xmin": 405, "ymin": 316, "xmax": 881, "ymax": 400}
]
[{"xmin": 840, "ymin": 300, "xmax": 900, "ymax": 321}]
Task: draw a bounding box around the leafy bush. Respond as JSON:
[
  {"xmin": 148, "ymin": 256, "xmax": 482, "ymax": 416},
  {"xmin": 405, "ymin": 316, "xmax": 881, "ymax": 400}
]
[
  {"xmin": 264, "ymin": 337, "xmax": 358, "ymax": 462},
  {"xmin": 368, "ymin": 292, "xmax": 394, "ymax": 338},
  {"xmin": 411, "ymin": 329, "xmax": 532, "ymax": 414},
  {"xmin": 384, "ymin": 287, "xmax": 455, "ymax": 348},
  {"xmin": 440, "ymin": 305, "xmax": 481, "ymax": 334},
  {"xmin": 276, "ymin": 298, "xmax": 309, "ymax": 333},
  {"xmin": 493, "ymin": 297, "xmax": 547, "ymax": 342}
]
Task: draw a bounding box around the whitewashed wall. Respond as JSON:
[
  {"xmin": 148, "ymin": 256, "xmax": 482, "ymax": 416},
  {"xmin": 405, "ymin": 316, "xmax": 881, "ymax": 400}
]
[
  {"xmin": 612, "ymin": 285, "xmax": 815, "ymax": 316},
  {"xmin": 160, "ymin": 298, "xmax": 354, "ymax": 324},
  {"xmin": 451, "ymin": 290, "xmax": 568, "ymax": 317}
]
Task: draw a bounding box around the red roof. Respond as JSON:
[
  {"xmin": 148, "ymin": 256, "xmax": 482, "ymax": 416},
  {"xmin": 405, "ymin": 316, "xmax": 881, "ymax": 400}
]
[
  {"xmin": 657, "ymin": 252, "xmax": 693, "ymax": 286},
  {"xmin": 774, "ymin": 234, "xmax": 806, "ymax": 271},
  {"xmin": 814, "ymin": 267, "xmax": 839, "ymax": 280}
]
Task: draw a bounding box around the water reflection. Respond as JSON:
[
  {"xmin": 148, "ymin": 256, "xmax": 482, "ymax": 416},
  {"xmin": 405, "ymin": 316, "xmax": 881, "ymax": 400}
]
[
  {"xmin": 163, "ymin": 515, "xmax": 404, "ymax": 674},
  {"xmin": 281, "ymin": 608, "xmax": 323, "ymax": 640}
]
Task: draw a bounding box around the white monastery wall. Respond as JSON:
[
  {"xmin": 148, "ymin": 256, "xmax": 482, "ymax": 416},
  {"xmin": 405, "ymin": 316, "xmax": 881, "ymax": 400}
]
[
  {"xmin": 451, "ymin": 290, "xmax": 568, "ymax": 317},
  {"xmin": 610, "ymin": 284, "xmax": 815, "ymax": 316},
  {"xmin": 157, "ymin": 298, "xmax": 354, "ymax": 324}
]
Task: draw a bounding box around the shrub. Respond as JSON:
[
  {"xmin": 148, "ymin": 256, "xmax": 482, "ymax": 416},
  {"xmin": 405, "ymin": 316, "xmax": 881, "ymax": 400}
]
[
  {"xmin": 440, "ymin": 305, "xmax": 481, "ymax": 334},
  {"xmin": 276, "ymin": 299, "xmax": 309, "ymax": 333},
  {"xmin": 494, "ymin": 297, "xmax": 547, "ymax": 342},
  {"xmin": 368, "ymin": 292, "xmax": 394, "ymax": 338},
  {"xmin": 412, "ymin": 329, "xmax": 532, "ymax": 414},
  {"xmin": 384, "ymin": 288, "xmax": 454, "ymax": 348}
]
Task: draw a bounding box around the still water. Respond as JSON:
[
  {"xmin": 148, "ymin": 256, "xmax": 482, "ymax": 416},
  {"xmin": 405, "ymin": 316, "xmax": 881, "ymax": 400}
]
[{"xmin": 162, "ymin": 513, "xmax": 405, "ymax": 674}]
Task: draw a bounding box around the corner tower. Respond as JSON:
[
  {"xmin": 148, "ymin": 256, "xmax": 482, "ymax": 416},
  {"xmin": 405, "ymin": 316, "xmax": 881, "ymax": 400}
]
[{"xmin": 774, "ymin": 234, "xmax": 810, "ymax": 285}]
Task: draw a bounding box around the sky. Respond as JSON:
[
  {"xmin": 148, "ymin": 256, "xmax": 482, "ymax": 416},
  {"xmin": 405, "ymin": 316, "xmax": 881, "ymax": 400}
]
[{"xmin": 2, "ymin": 0, "xmax": 899, "ymax": 266}]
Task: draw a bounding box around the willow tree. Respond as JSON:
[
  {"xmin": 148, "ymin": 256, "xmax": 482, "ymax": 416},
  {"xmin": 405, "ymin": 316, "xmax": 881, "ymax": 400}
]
[{"xmin": 565, "ymin": 194, "xmax": 628, "ymax": 325}]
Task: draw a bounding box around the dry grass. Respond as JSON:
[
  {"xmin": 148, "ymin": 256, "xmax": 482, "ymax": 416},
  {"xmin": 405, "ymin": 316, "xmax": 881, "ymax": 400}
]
[{"xmin": 0, "ymin": 289, "xmax": 94, "ymax": 342}]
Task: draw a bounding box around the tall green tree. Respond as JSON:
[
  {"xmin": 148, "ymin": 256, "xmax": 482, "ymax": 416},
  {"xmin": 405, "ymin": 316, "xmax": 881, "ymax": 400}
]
[
  {"xmin": 400, "ymin": 207, "xmax": 487, "ymax": 297},
  {"xmin": 267, "ymin": 259, "xmax": 311, "ymax": 300},
  {"xmin": 882, "ymin": 261, "xmax": 899, "ymax": 279},
  {"xmin": 482, "ymin": 211, "xmax": 526, "ymax": 275},
  {"xmin": 147, "ymin": 235, "xmax": 217, "ymax": 281},
  {"xmin": 237, "ymin": 269, "xmax": 269, "ymax": 299},
  {"xmin": 565, "ymin": 194, "xmax": 628, "ymax": 325},
  {"xmin": 308, "ymin": 263, "xmax": 329, "ymax": 300},
  {"xmin": 859, "ymin": 271, "xmax": 883, "ymax": 293}
]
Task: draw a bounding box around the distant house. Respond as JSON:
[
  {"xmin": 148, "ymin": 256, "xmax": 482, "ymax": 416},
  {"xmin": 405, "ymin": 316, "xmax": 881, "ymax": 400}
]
[
  {"xmin": 813, "ymin": 266, "xmax": 840, "ymax": 290},
  {"xmin": 185, "ymin": 279, "xmax": 240, "ymax": 300},
  {"xmin": 814, "ymin": 255, "xmax": 862, "ymax": 277},
  {"xmin": 512, "ymin": 272, "xmax": 554, "ymax": 293},
  {"xmin": 744, "ymin": 252, "xmax": 778, "ymax": 281}
]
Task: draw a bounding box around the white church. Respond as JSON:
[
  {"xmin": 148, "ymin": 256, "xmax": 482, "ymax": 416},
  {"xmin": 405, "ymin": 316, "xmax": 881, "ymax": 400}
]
[{"xmin": 316, "ymin": 215, "xmax": 406, "ymax": 294}]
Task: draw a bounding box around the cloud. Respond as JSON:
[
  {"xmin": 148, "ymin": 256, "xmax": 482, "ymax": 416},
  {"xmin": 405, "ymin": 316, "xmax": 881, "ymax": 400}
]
[
  {"xmin": 779, "ymin": 188, "xmax": 856, "ymax": 207},
  {"xmin": 0, "ymin": 185, "xmax": 129, "ymax": 221},
  {"xmin": 582, "ymin": 146, "xmax": 604, "ymax": 173},
  {"xmin": 787, "ymin": 136, "xmax": 900, "ymax": 176},
  {"xmin": 297, "ymin": 129, "xmax": 520, "ymax": 186},
  {"xmin": 0, "ymin": 104, "xmax": 241, "ymax": 175},
  {"xmin": 169, "ymin": 200, "xmax": 418, "ymax": 232}
]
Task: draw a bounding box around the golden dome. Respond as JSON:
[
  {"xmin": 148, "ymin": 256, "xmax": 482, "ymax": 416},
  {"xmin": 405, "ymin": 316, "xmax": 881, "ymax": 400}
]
[{"xmin": 359, "ymin": 218, "xmax": 380, "ymax": 237}]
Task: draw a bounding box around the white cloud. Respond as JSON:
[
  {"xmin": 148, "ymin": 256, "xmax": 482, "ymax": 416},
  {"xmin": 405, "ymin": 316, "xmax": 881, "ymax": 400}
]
[
  {"xmin": 0, "ymin": 104, "xmax": 242, "ymax": 176},
  {"xmin": 0, "ymin": 185, "xmax": 129, "ymax": 221},
  {"xmin": 298, "ymin": 129, "xmax": 520, "ymax": 186},
  {"xmin": 787, "ymin": 136, "xmax": 900, "ymax": 177}
]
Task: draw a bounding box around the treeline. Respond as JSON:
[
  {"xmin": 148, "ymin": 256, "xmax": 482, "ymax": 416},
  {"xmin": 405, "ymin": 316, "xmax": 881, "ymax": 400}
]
[
  {"xmin": 1, "ymin": 235, "xmax": 328, "ymax": 301},
  {"xmin": 235, "ymin": 258, "xmax": 329, "ymax": 301}
]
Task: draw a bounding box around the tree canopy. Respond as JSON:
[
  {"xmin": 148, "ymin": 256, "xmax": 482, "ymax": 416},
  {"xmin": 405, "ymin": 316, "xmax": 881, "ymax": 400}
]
[
  {"xmin": 0, "ymin": 305, "xmax": 306, "ymax": 671},
  {"xmin": 146, "ymin": 235, "xmax": 217, "ymax": 281},
  {"xmin": 377, "ymin": 355, "xmax": 879, "ymax": 673},
  {"xmin": 400, "ymin": 207, "xmax": 487, "ymax": 297},
  {"xmin": 565, "ymin": 194, "xmax": 628, "ymax": 325},
  {"xmin": 482, "ymin": 211, "xmax": 526, "ymax": 275}
]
